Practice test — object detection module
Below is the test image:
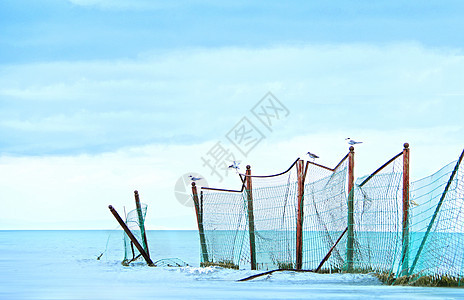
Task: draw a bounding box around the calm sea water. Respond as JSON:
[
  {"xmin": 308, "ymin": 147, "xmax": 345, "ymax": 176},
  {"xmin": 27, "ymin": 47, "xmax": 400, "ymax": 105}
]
[{"xmin": 0, "ymin": 230, "xmax": 463, "ymax": 299}]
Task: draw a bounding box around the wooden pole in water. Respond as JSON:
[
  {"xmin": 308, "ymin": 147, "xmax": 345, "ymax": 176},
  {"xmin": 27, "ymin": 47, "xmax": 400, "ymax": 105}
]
[
  {"xmin": 400, "ymin": 143, "xmax": 410, "ymax": 276},
  {"xmin": 108, "ymin": 205, "xmax": 154, "ymax": 266},
  {"xmin": 134, "ymin": 190, "xmax": 150, "ymax": 258},
  {"xmin": 296, "ymin": 159, "xmax": 305, "ymax": 270},
  {"xmin": 346, "ymin": 146, "xmax": 355, "ymax": 272},
  {"xmin": 192, "ymin": 182, "xmax": 209, "ymax": 263},
  {"xmin": 246, "ymin": 165, "xmax": 257, "ymax": 270}
]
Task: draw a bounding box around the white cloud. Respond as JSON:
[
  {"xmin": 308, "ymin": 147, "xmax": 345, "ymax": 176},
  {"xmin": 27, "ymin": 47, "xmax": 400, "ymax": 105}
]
[
  {"xmin": 1, "ymin": 42, "xmax": 463, "ymax": 228},
  {"xmin": 0, "ymin": 124, "xmax": 461, "ymax": 230}
]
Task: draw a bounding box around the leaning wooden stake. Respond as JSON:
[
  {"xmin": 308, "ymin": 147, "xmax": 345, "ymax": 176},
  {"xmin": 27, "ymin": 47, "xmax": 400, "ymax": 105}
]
[
  {"xmin": 192, "ymin": 182, "xmax": 209, "ymax": 263},
  {"xmin": 315, "ymin": 226, "xmax": 348, "ymax": 273},
  {"xmin": 346, "ymin": 146, "xmax": 355, "ymax": 272},
  {"xmin": 400, "ymin": 143, "xmax": 410, "ymax": 276},
  {"xmin": 296, "ymin": 159, "xmax": 305, "ymax": 270},
  {"xmin": 246, "ymin": 165, "xmax": 257, "ymax": 270},
  {"xmin": 134, "ymin": 190, "xmax": 150, "ymax": 258},
  {"xmin": 108, "ymin": 205, "xmax": 154, "ymax": 266}
]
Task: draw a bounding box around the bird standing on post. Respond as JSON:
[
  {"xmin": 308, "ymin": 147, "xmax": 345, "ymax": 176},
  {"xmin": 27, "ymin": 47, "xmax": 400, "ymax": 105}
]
[
  {"xmin": 189, "ymin": 175, "xmax": 202, "ymax": 181},
  {"xmin": 345, "ymin": 138, "xmax": 363, "ymax": 145},
  {"xmin": 307, "ymin": 152, "xmax": 319, "ymax": 161}
]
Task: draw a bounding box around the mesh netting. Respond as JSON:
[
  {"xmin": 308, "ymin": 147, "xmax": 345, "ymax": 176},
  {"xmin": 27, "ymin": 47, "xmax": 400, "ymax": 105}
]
[
  {"xmin": 408, "ymin": 157, "xmax": 464, "ymax": 283},
  {"xmin": 352, "ymin": 153, "xmax": 404, "ymax": 274},
  {"xmin": 123, "ymin": 203, "xmax": 149, "ymax": 264},
  {"xmin": 302, "ymin": 158, "xmax": 349, "ymax": 271},
  {"xmin": 193, "ymin": 149, "xmax": 464, "ymax": 285},
  {"xmin": 200, "ymin": 190, "xmax": 248, "ymax": 269},
  {"xmin": 249, "ymin": 166, "xmax": 298, "ymax": 270}
]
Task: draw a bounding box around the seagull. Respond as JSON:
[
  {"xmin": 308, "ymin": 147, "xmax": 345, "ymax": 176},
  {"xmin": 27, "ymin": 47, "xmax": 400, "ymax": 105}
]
[
  {"xmin": 228, "ymin": 161, "xmax": 240, "ymax": 170},
  {"xmin": 307, "ymin": 152, "xmax": 319, "ymax": 161},
  {"xmin": 345, "ymin": 138, "xmax": 363, "ymax": 145},
  {"xmin": 189, "ymin": 175, "xmax": 202, "ymax": 181}
]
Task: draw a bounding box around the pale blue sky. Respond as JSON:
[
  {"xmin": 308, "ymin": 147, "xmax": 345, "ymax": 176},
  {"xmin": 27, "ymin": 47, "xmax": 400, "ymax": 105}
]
[{"xmin": 0, "ymin": 0, "xmax": 463, "ymax": 229}]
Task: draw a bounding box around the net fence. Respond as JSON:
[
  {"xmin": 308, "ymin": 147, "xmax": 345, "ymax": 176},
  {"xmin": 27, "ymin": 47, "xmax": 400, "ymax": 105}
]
[
  {"xmin": 408, "ymin": 155, "xmax": 464, "ymax": 284},
  {"xmin": 199, "ymin": 189, "xmax": 249, "ymax": 269},
  {"xmin": 352, "ymin": 153, "xmax": 404, "ymax": 275},
  {"xmin": 193, "ymin": 148, "xmax": 464, "ymax": 285},
  {"xmin": 249, "ymin": 163, "xmax": 298, "ymax": 270},
  {"xmin": 302, "ymin": 158, "xmax": 349, "ymax": 271},
  {"xmin": 123, "ymin": 203, "xmax": 149, "ymax": 265}
]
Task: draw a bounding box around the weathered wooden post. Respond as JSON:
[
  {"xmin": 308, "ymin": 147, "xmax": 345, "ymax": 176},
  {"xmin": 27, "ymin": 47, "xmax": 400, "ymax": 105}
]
[
  {"xmin": 191, "ymin": 182, "xmax": 209, "ymax": 263},
  {"xmin": 134, "ymin": 190, "xmax": 150, "ymax": 257},
  {"xmin": 108, "ymin": 205, "xmax": 154, "ymax": 266},
  {"xmin": 296, "ymin": 159, "xmax": 305, "ymax": 270},
  {"xmin": 346, "ymin": 146, "xmax": 355, "ymax": 272},
  {"xmin": 246, "ymin": 165, "xmax": 257, "ymax": 270},
  {"xmin": 400, "ymin": 143, "xmax": 410, "ymax": 276}
]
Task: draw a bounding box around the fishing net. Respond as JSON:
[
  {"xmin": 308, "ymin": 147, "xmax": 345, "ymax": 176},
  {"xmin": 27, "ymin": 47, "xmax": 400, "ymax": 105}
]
[
  {"xmin": 408, "ymin": 157, "xmax": 464, "ymax": 284},
  {"xmin": 122, "ymin": 203, "xmax": 149, "ymax": 265},
  {"xmin": 351, "ymin": 153, "xmax": 404, "ymax": 275},
  {"xmin": 302, "ymin": 158, "xmax": 349, "ymax": 271},
  {"xmin": 247, "ymin": 163, "xmax": 298, "ymax": 270},
  {"xmin": 193, "ymin": 148, "xmax": 464, "ymax": 285},
  {"xmin": 199, "ymin": 189, "xmax": 248, "ymax": 269}
]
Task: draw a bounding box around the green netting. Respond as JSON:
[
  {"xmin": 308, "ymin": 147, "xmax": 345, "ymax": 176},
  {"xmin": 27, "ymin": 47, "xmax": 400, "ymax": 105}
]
[
  {"xmin": 193, "ymin": 149, "xmax": 464, "ymax": 285},
  {"xmin": 200, "ymin": 190, "xmax": 248, "ymax": 269},
  {"xmin": 302, "ymin": 159, "xmax": 348, "ymax": 271},
  {"xmin": 249, "ymin": 167, "xmax": 298, "ymax": 270},
  {"xmin": 408, "ymin": 158, "xmax": 464, "ymax": 284},
  {"xmin": 123, "ymin": 203, "xmax": 149, "ymax": 264},
  {"xmin": 352, "ymin": 154, "xmax": 403, "ymax": 275}
]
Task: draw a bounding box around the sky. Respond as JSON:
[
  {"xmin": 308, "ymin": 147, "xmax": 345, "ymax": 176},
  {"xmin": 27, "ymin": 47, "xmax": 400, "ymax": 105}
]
[{"xmin": 1, "ymin": 0, "xmax": 463, "ymax": 230}]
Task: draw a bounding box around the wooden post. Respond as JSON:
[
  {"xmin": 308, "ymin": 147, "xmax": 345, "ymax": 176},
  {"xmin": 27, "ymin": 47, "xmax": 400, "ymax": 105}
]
[
  {"xmin": 401, "ymin": 143, "xmax": 410, "ymax": 276},
  {"xmin": 108, "ymin": 205, "xmax": 154, "ymax": 266},
  {"xmin": 246, "ymin": 165, "xmax": 257, "ymax": 270},
  {"xmin": 296, "ymin": 159, "xmax": 305, "ymax": 270},
  {"xmin": 192, "ymin": 182, "xmax": 209, "ymax": 263},
  {"xmin": 134, "ymin": 190, "xmax": 150, "ymax": 258},
  {"xmin": 346, "ymin": 146, "xmax": 355, "ymax": 272}
]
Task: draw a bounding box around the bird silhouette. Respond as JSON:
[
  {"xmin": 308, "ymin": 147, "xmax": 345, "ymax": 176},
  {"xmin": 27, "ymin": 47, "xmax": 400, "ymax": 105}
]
[
  {"xmin": 345, "ymin": 138, "xmax": 363, "ymax": 145},
  {"xmin": 228, "ymin": 161, "xmax": 240, "ymax": 170},
  {"xmin": 307, "ymin": 152, "xmax": 319, "ymax": 161},
  {"xmin": 189, "ymin": 175, "xmax": 202, "ymax": 181}
]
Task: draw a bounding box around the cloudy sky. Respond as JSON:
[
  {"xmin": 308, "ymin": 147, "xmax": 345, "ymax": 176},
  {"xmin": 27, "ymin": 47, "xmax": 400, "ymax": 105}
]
[{"xmin": 1, "ymin": 0, "xmax": 463, "ymax": 229}]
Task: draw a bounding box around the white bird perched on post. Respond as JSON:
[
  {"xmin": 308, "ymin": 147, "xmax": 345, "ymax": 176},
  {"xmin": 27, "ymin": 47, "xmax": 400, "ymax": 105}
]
[
  {"xmin": 307, "ymin": 152, "xmax": 319, "ymax": 161},
  {"xmin": 345, "ymin": 138, "xmax": 363, "ymax": 145},
  {"xmin": 228, "ymin": 161, "xmax": 240, "ymax": 171},
  {"xmin": 189, "ymin": 175, "xmax": 202, "ymax": 181}
]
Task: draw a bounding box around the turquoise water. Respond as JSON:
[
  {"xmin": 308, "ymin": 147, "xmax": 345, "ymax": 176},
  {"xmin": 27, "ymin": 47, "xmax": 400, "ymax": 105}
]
[{"xmin": 1, "ymin": 230, "xmax": 464, "ymax": 299}]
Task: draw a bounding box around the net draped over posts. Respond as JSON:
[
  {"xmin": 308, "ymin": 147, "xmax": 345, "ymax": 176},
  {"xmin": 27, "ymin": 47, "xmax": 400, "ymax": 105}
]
[
  {"xmin": 352, "ymin": 151, "xmax": 404, "ymax": 275},
  {"xmin": 197, "ymin": 187, "xmax": 249, "ymax": 269},
  {"xmin": 123, "ymin": 202, "xmax": 149, "ymax": 264},
  {"xmin": 192, "ymin": 146, "xmax": 464, "ymax": 285},
  {"xmin": 301, "ymin": 156, "xmax": 349, "ymax": 271},
  {"xmin": 408, "ymin": 150, "xmax": 464, "ymax": 283}
]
